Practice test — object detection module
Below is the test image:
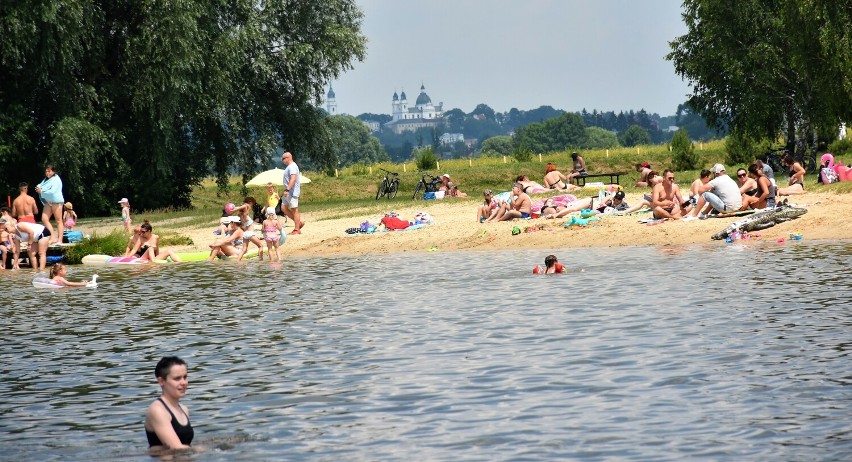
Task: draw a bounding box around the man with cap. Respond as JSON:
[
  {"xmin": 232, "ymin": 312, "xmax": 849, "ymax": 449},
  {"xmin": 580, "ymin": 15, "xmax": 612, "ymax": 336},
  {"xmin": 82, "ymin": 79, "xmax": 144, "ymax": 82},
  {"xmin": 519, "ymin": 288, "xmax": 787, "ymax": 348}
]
[{"xmin": 688, "ymin": 163, "xmax": 742, "ymax": 219}]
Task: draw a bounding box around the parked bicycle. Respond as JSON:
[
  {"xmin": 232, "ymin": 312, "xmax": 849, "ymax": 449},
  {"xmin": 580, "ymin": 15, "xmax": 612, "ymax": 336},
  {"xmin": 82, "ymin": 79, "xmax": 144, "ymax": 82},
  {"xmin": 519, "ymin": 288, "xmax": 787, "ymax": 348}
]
[
  {"xmin": 412, "ymin": 172, "xmax": 443, "ymax": 200},
  {"xmin": 376, "ymin": 168, "xmax": 400, "ymax": 200}
]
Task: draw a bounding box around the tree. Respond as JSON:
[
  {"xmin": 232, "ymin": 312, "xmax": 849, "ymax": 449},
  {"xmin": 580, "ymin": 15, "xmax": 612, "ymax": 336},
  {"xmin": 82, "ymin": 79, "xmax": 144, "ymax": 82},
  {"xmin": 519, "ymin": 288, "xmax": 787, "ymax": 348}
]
[
  {"xmin": 514, "ymin": 113, "xmax": 586, "ymax": 153},
  {"xmin": 469, "ymin": 103, "xmax": 496, "ymax": 121},
  {"xmin": 325, "ymin": 115, "xmax": 388, "ymax": 167},
  {"xmin": 584, "ymin": 127, "xmax": 620, "ymax": 149},
  {"xmin": 443, "ymin": 108, "xmax": 466, "ymax": 133},
  {"xmin": 620, "ymin": 125, "xmax": 652, "ymax": 147},
  {"xmin": 480, "ymin": 136, "xmax": 514, "ymax": 157},
  {"xmin": 0, "ymin": 0, "xmax": 367, "ymax": 215},
  {"xmin": 671, "ymin": 128, "xmax": 700, "ymax": 171},
  {"xmin": 667, "ymin": 0, "xmax": 852, "ymax": 149}
]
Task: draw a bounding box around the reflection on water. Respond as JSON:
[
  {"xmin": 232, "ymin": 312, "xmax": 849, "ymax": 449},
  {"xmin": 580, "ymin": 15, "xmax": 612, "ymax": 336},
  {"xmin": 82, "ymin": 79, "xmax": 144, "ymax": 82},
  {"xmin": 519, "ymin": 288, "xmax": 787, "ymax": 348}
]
[{"xmin": 1, "ymin": 241, "xmax": 850, "ymax": 461}]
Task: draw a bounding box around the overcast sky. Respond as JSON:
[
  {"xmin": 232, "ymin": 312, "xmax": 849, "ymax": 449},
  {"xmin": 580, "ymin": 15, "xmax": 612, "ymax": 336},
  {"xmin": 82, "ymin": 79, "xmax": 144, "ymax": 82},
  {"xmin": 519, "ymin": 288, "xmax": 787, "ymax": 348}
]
[{"xmin": 329, "ymin": 0, "xmax": 692, "ymax": 118}]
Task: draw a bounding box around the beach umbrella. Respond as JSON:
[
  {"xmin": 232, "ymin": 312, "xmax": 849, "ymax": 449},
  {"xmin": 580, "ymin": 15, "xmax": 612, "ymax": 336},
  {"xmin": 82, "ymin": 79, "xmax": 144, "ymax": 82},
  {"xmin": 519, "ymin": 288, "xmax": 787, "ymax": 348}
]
[{"xmin": 245, "ymin": 168, "xmax": 311, "ymax": 186}]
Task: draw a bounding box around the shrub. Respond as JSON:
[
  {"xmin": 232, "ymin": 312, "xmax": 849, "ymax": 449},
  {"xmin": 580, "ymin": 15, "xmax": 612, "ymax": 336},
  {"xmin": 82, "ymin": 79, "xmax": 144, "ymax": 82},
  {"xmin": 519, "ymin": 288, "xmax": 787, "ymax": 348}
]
[
  {"xmin": 620, "ymin": 125, "xmax": 652, "ymax": 147},
  {"xmin": 63, "ymin": 230, "xmax": 128, "ymax": 265},
  {"xmin": 829, "ymin": 138, "xmax": 852, "ymax": 156},
  {"xmin": 480, "ymin": 135, "xmax": 513, "ymax": 157},
  {"xmin": 349, "ymin": 163, "xmax": 370, "ymax": 176},
  {"xmin": 584, "ymin": 127, "xmax": 620, "ymax": 149},
  {"xmin": 414, "ymin": 146, "xmax": 438, "ymax": 170},
  {"xmin": 671, "ymin": 128, "xmax": 700, "ymax": 170},
  {"xmin": 725, "ymin": 132, "xmax": 774, "ymax": 166},
  {"xmin": 512, "ymin": 146, "xmax": 534, "ymax": 162}
]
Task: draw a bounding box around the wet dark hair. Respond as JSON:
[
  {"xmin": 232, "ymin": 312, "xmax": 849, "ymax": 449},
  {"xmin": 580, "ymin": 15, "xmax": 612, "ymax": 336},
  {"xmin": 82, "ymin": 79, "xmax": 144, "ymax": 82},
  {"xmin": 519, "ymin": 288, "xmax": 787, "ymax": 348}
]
[
  {"xmin": 19, "ymin": 182, "xmax": 28, "ymax": 189},
  {"xmin": 155, "ymin": 356, "xmax": 187, "ymax": 379},
  {"xmin": 243, "ymin": 196, "xmax": 257, "ymax": 206},
  {"xmin": 545, "ymin": 255, "xmax": 557, "ymax": 268},
  {"xmin": 0, "ymin": 206, "xmax": 11, "ymax": 215},
  {"xmin": 700, "ymin": 169, "xmax": 711, "ymax": 179},
  {"xmin": 140, "ymin": 221, "xmax": 152, "ymax": 232}
]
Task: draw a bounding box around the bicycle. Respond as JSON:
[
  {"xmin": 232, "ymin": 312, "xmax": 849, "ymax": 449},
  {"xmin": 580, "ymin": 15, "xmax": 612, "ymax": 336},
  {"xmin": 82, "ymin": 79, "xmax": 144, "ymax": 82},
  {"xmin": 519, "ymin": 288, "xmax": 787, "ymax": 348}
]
[
  {"xmin": 412, "ymin": 172, "xmax": 443, "ymax": 200},
  {"xmin": 376, "ymin": 168, "xmax": 400, "ymax": 200},
  {"xmin": 764, "ymin": 142, "xmax": 817, "ymax": 174}
]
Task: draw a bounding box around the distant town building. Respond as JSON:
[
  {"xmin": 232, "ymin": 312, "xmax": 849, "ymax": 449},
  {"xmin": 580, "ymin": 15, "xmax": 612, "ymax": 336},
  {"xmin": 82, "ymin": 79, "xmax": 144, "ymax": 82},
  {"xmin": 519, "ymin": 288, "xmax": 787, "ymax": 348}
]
[
  {"xmin": 664, "ymin": 125, "xmax": 679, "ymax": 133},
  {"xmin": 326, "ymin": 85, "xmax": 337, "ymax": 115},
  {"xmin": 384, "ymin": 83, "xmax": 444, "ymax": 134},
  {"xmin": 363, "ymin": 120, "xmax": 381, "ymax": 133},
  {"xmin": 440, "ymin": 133, "xmax": 464, "ymax": 145}
]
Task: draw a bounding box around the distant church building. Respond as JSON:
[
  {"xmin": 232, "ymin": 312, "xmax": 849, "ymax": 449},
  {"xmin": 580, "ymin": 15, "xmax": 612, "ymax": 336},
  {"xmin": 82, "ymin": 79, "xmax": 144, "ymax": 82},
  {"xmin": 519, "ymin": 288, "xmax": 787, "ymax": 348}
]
[
  {"xmin": 384, "ymin": 83, "xmax": 444, "ymax": 134},
  {"xmin": 326, "ymin": 85, "xmax": 337, "ymax": 115}
]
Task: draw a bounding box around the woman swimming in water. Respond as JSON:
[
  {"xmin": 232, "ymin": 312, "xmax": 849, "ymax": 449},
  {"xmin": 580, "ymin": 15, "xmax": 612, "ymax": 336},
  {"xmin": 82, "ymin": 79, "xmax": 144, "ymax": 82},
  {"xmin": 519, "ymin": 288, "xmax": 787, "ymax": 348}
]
[{"xmin": 145, "ymin": 356, "xmax": 194, "ymax": 450}]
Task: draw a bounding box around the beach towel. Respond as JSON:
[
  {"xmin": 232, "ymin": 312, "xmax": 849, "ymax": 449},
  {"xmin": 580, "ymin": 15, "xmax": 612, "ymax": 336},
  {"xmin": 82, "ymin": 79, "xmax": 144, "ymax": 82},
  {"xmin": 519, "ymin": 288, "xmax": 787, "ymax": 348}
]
[
  {"xmin": 381, "ymin": 216, "xmax": 410, "ymax": 230},
  {"xmin": 530, "ymin": 194, "xmax": 578, "ymax": 214}
]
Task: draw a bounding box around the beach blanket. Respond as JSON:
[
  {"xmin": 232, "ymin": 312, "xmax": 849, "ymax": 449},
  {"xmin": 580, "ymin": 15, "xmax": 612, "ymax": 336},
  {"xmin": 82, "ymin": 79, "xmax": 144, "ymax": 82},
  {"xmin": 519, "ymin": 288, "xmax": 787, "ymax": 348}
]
[{"xmin": 530, "ymin": 194, "xmax": 578, "ymax": 214}]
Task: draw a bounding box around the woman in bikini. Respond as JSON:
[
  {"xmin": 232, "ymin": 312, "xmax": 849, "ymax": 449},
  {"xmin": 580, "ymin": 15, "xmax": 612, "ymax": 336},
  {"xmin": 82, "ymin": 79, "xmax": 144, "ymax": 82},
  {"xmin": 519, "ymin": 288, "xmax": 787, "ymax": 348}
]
[
  {"xmin": 145, "ymin": 356, "xmax": 195, "ymax": 450},
  {"xmin": 542, "ymin": 164, "xmax": 580, "ymax": 191},
  {"xmin": 777, "ymin": 154, "xmax": 807, "ymax": 196},
  {"xmin": 130, "ymin": 221, "xmax": 182, "ymax": 262}
]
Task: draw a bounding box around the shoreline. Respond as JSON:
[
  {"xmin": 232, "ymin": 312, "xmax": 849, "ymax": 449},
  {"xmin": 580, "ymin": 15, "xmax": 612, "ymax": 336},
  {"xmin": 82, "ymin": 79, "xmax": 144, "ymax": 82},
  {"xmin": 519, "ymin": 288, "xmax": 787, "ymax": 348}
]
[{"xmin": 81, "ymin": 191, "xmax": 852, "ymax": 259}]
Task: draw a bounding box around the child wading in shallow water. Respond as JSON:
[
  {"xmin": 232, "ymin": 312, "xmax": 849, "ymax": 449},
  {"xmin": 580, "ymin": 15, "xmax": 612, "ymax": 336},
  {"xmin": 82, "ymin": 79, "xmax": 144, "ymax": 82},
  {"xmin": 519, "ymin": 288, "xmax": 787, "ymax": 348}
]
[{"xmin": 262, "ymin": 207, "xmax": 283, "ymax": 262}]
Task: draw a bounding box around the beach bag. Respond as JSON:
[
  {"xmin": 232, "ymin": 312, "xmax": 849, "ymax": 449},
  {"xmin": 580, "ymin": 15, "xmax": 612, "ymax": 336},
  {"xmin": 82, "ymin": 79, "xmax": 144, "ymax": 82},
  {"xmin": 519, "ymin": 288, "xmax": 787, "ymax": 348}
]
[
  {"xmin": 819, "ymin": 167, "xmax": 839, "ymax": 184},
  {"xmin": 63, "ymin": 230, "xmax": 84, "ymax": 243}
]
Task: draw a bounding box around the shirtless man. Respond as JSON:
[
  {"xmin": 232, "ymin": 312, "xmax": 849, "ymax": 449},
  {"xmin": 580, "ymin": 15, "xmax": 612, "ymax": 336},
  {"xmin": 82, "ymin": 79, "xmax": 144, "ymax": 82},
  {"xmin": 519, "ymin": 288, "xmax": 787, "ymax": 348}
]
[
  {"xmin": 495, "ymin": 183, "xmax": 532, "ymax": 221},
  {"xmin": 11, "ymin": 182, "xmax": 39, "ymax": 224},
  {"xmin": 651, "ymin": 169, "xmax": 688, "ymax": 220}
]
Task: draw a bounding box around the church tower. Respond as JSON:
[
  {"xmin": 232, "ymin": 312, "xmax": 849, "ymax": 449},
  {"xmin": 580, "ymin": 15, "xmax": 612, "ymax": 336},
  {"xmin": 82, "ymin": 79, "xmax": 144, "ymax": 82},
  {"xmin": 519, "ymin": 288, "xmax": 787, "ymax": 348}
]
[{"xmin": 326, "ymin": 85, "xmax": 337, "ymax": 114}]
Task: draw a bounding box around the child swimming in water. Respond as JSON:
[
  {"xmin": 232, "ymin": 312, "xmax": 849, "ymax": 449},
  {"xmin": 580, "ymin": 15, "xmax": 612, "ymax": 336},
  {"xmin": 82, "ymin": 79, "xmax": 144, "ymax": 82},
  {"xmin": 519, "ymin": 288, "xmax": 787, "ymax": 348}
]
[
  {"xmin": 50, "ymin": 263, "xmax": 95, "ymax": 287},
  {"xmin": 261, "ymin": 207, "xmax": 283, "ymax": 262}
]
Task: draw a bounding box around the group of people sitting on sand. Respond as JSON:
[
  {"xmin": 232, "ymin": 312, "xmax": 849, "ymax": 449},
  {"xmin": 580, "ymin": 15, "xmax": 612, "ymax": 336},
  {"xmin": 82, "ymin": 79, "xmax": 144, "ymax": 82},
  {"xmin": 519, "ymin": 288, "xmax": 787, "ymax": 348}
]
[{"xmin": 475, "ymin": 151, "xmax": 810, "ymax": 224}]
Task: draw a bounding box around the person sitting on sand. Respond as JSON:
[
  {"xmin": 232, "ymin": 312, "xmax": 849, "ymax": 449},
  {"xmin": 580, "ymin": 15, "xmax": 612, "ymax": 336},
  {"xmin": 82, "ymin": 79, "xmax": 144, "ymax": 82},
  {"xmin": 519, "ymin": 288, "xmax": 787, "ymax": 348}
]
[
  {"xmin": 208, "ymin": 216, "xmax": 245, "ymax": 260},
  {"xmin": 231, "ymin": 197, "xmax": 266, "ymax": 261},
  {"xmin": 635, "ymin": 162, "xmax": 653, "ymax": 187},
  {"xmin": 129, "ymin": 221, "xmax": 182, "ymax": 262},
  {"xmin": 686, "ymin": 164, "xmax": 742, "ymax": 219},
  {"xmin": 651, "ymin": 169, "xmax": 690, "ymax": 220},
  {"xmin": 777, "ymin": 154, "xmax": 807, "ymax": 196},
  {"xmin": 489, "ymin": 183, "xmax": 531, "ymax": 222},
  {"xmin": 543, "ymin": 164, "xmax": 580, "ymax": 191},
  {"xmin": 740, "ymin": 163, "xmax": 774, "ymax": 210},
  {"xmin": 477, "ymin": 189, "xmax": 501, "ymax": 222},
  {"xmin": 736, "ymin": 167, "xmax": 759, "ymax": 198},
  {"xmin": 440, "ymin": 174, "xmax": 468, "ymax": 198}
]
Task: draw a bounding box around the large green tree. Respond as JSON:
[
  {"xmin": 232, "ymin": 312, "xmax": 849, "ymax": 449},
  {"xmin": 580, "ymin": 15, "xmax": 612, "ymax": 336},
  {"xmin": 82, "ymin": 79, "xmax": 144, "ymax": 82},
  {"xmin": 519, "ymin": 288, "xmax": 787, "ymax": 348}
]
[
  {"xmin": 0, "ymin": 0, "xmax": 366, "ymax": 215},
  {"xmin": 667, "ymin": 0, "xmax": 852, "ymax": 148},
  {"xmin": 514, "ymin": 113, "xmax": 586, "ymax": 153},
  {"xmin": 325, "ymin": 115, "xmax": 388, "ymax": 168}
]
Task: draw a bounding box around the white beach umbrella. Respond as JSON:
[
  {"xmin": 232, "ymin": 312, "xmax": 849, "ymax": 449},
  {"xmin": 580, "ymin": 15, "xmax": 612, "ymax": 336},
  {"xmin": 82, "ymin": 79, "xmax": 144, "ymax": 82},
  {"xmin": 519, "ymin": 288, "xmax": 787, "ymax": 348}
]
[{"xmin": 245, "ymin": 168, "xmax": 311, "ymax": 186}]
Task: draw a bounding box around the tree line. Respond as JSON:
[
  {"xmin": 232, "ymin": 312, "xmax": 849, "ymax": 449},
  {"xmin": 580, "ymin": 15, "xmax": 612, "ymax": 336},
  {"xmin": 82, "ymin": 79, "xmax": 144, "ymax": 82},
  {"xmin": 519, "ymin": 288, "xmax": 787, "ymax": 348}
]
[{"xmin": 1, "ymin": 1, "xmax": 366, "ymax": 216}]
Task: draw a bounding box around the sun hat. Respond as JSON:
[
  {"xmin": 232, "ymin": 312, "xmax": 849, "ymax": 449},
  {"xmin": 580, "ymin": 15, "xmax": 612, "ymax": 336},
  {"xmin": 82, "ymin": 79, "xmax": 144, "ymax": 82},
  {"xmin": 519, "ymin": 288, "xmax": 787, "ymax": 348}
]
[
  {"xmin": 442, "ymin": 173, "xmax": 451, "ymax": 179},
  {"xmin": 228, "ymin": 216, "xmax": 241, "ymax": 223},
  {"xmin": 265, "ymin": 206, "xmax": 276, "ymax": 215},
  {"xmin": 219, "ymin": 217, "xmax": 230, "ymax": 224},
  {"xmin": 118, "ymin": 198, "xmax": 129, "ymax": 204},
  {"xmin": 711, "ymin": 164, "xmax": 726, "ymax": 174},
  {"xmin": 64, "ymin": 202, "xmax": 73, "ymax": 210}
]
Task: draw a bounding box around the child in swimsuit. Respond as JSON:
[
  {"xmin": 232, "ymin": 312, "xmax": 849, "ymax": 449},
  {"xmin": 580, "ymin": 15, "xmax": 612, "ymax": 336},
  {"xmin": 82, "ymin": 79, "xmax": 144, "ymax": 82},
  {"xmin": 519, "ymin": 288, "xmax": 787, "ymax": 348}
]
[
  {"xmin": 261, "ymin": 207, "xmax": 283, "ymax": 262},
  {"xmin": 119, "ymin": 198, "xmax": 132, "ymax": 233},
  {"xmin": 63, "ymin": 202, "xmax": 77, "ymax": 230},
  {"xmin": 49, "ymin": 263, "xmax": 92, "ymax": 287},
  {"xmin": 0, "ymin": 226, "xmax": 10, "ymax": 270}
]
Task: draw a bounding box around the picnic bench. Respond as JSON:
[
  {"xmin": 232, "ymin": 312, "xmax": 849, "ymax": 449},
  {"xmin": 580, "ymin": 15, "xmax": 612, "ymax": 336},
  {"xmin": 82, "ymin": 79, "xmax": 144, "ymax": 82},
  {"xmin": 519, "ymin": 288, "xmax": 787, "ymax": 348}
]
[{"xmin": 572, "ymin": 172, "xmax": 628, "ymax": 187}]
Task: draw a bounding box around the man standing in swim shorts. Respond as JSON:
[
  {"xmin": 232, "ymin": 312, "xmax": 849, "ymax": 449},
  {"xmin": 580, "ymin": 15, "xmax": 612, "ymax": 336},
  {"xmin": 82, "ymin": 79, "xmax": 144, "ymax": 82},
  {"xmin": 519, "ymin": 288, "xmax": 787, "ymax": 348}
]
[
  {"xmin": 281, "ymin": 151, "xmax": 303, "ymax": 235},
  {"xmin": 11, "ymin": 182, "xmax": 39, "ymax": 224}
]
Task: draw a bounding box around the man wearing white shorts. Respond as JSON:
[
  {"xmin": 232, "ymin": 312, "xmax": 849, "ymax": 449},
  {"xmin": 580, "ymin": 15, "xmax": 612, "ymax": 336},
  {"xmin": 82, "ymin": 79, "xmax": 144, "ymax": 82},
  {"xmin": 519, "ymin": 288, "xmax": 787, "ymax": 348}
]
[{"xmin": 281, "ymin": 151, "xmax": 303, "ymax": 235}]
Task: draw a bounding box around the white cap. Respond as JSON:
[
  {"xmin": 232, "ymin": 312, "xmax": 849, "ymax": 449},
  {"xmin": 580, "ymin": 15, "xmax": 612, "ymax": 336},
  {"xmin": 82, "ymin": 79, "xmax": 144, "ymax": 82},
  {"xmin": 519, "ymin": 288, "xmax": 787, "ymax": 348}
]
[
  {"xmin": 228, "ymin": 216, "xmax": 241, "ymax": 223},
  {"xmin": 118, "ymin": 197, "xmax": 129, "ymax": 204},
  {"xmin": 442, "ymin": 173, "xmax": 450, "ymax": 179},
  {"xmin": 711, "ymin": 164, "xmax": 726, "ymax": 174},
  {"xmin": 265, "ymin": 206, "xmax": 276, "ymax": 215},
  {"xmin": 219, "ymin": 217, "xmax": 230, "ymax": 224}
]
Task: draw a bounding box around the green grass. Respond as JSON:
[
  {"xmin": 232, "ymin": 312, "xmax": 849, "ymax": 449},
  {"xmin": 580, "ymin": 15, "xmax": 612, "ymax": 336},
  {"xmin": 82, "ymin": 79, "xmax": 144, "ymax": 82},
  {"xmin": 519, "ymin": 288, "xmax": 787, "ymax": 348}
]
[{"xmin": 64, "ymin": 230, "xmax": 128, "ymax": 264}]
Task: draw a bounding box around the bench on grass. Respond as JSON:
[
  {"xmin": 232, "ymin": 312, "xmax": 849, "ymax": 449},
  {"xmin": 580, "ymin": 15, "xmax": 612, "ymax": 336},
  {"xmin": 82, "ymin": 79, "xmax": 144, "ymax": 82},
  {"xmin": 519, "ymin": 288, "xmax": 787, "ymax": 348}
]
[{"xmin": 572, "ymin": 172, "xmax": 628, "ymax": 187}]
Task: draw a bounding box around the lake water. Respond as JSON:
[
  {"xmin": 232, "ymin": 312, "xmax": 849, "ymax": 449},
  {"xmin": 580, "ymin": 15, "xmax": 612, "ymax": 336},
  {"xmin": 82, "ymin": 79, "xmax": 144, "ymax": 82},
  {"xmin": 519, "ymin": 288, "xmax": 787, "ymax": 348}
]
[{"xmin": 1, "ymin": 241, "xmax": 850, "ymax": 461}]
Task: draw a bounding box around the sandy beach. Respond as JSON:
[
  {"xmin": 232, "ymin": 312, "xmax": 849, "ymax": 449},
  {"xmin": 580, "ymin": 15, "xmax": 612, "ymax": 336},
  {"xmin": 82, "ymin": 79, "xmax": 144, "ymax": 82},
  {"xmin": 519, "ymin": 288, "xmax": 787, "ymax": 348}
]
[{"xmin": 83, "ymin": 190, "xmax": 852, "ymax": 259}]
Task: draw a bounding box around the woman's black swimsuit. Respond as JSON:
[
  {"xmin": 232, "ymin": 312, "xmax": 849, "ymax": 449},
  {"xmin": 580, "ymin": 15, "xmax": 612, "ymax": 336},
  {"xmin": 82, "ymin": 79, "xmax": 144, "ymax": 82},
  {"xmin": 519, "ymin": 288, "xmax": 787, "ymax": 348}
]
[
  {"xmin": 135, "ymin": 245, "xmax": 150, "ymax": 258},
  {"xmin": 146, "ymin": 398, "xmax": 194, "ymax": 447}
]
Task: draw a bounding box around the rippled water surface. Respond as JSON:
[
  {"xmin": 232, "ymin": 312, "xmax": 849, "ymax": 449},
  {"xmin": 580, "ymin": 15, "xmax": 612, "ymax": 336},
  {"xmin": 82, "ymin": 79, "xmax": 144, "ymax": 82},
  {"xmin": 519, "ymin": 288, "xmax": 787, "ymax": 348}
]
[{"xmin": 1, "ymin": 241, "xmax": 850, "ymax": 461}]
